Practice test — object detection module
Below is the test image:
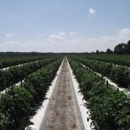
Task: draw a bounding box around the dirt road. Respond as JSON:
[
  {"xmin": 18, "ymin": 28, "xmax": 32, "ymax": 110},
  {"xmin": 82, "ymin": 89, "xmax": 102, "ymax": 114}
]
[{"xmin": 42, "ymin": 58, "xmax": 85, "ymax": 130}]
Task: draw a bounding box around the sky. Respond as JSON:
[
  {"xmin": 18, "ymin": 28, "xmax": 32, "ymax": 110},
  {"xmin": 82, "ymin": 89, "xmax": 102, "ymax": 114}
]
[{"xmin": 0, "ymin": 0, "xmax": 130, "ymax": 52}]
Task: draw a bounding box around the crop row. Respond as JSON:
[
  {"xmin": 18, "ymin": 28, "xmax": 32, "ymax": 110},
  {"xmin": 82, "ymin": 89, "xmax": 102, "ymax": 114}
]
[
  {"xmin": 71, "ymin": 56, "xmax": 130, "ymax": 88},
  {"xmin": 68, "ymin": 58, "xmax": 130, "ymax": 130},
  {"xmin": 0, "ymin": 57, "xmax": 63, "ymax": 130},
  {"xmin": 0, "ymin": 56, "xmax": 47, "ymax": 69},
  {"xmin": 0, "ymin": 56, "xmax": 60, "ymax": 91},
  {"xmin": 81, "ymin": 54, "xmax": 130, "ymax": 67}
]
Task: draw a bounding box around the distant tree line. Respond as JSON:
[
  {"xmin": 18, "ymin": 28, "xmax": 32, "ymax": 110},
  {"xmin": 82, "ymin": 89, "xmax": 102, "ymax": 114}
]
[
  {"xmin": 0, "ymin": 52, "xmax": 57, "ymax": 56},
  {"xmin": 95, "ymin": 40, "xmax": 130, "ymax": 54},
  {"xmin": 0, "ymin": 40, "xmax": 130, "ymax": 55},
  {"xmin": 114, "ymin": 40, "xmax": 130, "ymax": 54}
]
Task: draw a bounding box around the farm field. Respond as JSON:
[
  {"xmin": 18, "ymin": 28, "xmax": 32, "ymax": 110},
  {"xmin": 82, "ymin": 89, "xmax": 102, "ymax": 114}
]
[
  {"xmin": 1, "ymin": 0, "xmax": 130, "ymax": 130},
  {"xmin": 0, "ymin": 55, "xmax": 47, "ymax": 69},
  {"xmin": 0, "ymin": 54, "xmax": 130, "ymax": 130},
  {"xmin": 80, "ymin": 54, "xmax": 130, "ymax": 67},
  {"xmin": 68, "ymin": 55, "xmax": 130, "ymax": 130},
  {"xmin": 0, "ymin": 55, "xmax": 63, "ymax": 129}
]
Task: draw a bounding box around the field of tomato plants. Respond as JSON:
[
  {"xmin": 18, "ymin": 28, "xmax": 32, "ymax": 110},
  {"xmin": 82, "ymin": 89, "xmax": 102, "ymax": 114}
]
[
  {"xmin": 0, "ymin": 56, "xmax": 60, "ymax": 92},
  {"xmin": 71, "ymin": 56, "xmax": 130, "ymax": 89},
  {"xmin": 80, "ymin": 54, "xmax": 130, "ymax": 67},
  {"xmin": 1, "ymin": 54, "xmax": 130, "ymax": 130},
  {"xmin": 0, "ymin": 56, "xmax": 63, "ymax": 130},
  {"xmin": 0, "ymin": 55, "xmax": 48, "ymax": 69},
  {"xmin": 68, "ymin": 57, "xmax": 130, "ymax": 130}
]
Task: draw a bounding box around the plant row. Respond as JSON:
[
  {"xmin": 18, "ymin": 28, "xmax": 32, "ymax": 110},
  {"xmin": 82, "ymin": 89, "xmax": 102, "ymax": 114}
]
[
  {"xmin": 80, "ymin": 54, "xmax": 130, "ymax": 67},
  {"xmin": 71, "ymin": 56, "xmax": 130, "ymax": 88},
  {"xmin": 0, "ymin": 55, "xmax": 48, "ymax": 69},
  {"xmin": 0, "ymin": 57, "xmax": 63, "ymax": 130},
  {"xmin": 68, "ymin": 58, "xmax": 130, "ymax": 130},
  {"xmin": 0, "ymin": 57, "xmax": 60, "ymax": 91}
]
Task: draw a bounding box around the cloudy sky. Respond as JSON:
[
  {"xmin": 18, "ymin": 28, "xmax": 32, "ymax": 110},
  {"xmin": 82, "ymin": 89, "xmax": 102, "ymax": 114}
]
[{"xmin": 0, "ymin": 0, "xmax": 130, "ymax": 52}]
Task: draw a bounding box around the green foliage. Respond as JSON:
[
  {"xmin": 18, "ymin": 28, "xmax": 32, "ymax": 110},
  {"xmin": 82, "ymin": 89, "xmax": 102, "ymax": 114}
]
[
  {"xmin": 72, "ymin": 56, "xmax": 130, "ymax": 88},
  {"xmin": 0, "ymin": 55, "xmax": 46, "ymax": 69},
  {"xmin": 0, "ymin": 87, "xmax": 35, "ymax": 130},
  {"xmin": 69, "ymin": 58, "xmax": 130, "ymax": 130},
  {"xmin": 0, "ymin": 57, "xmax": 63, "ymax": 129},
  {"xmin": 0, "ymin": 57, "xmax": 59, "ymax": 91},
  {"xmin": 80, "ymin": 54, "xmax": 130, "ymax": 67}
]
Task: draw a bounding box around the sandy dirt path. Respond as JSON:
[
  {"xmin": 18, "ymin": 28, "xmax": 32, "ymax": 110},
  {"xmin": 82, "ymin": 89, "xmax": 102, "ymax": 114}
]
[{"xmin": 42, "ymin": 58, "xmax": 84, "ymax": 130}]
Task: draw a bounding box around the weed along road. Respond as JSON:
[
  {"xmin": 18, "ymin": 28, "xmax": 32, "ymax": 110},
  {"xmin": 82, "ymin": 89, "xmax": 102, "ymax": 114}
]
[{"xmin": 42, "ymin": 58, "xmax": 85, "ymax": 130}]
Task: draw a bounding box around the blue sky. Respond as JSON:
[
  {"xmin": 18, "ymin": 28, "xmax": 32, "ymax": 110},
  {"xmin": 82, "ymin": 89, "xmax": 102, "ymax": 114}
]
[{"xmin": 0, "ymin": 0, "xmax": 130, "ymax": 52}]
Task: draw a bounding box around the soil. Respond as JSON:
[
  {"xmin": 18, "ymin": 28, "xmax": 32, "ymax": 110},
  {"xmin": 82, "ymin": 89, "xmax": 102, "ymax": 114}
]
[{"xmin": 42, "ymin": 58, "xmax": 84, "ymax": 130}]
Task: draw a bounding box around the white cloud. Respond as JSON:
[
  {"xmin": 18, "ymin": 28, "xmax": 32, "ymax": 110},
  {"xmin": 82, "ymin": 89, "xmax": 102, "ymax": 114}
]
[
  {"xmin": 6, "ymin": 33, "xmax": 15, "ymax": 37},
  {"xmin": 38, "ymin": 34, "xmax": 44, "ymax": 37},
  {"xmin": 59, "ymin": 32, "xmax": 66, "ymax": 35},
  {"xmin": 0, "ymin": 40, "xmax": 24, "ymax": 51},
  {"xmin": 48, "ymin": 32, "xmax": 66, "ymax": 42},
  {"xmin": 50, "ymin": 28, "xmax": 130, "ymax": 52},
  {"xmin": 118, "ymin": 28, "xmax": 130, "ymax": 37},
  {"xmin": 35, "ymin": 28, "xmax": 130, "ymax": 52},
  {"xmin": 70, "ymin": 31, "xmax": 76, "ymax": 35},
  {"xmin": 1, "ymin": 28, "xmax": 130, "ymax": 52},
  {"xmin": 49, "ymin": 34, "xmax": 64, "ymax": 41},
  {"xmin": 1, "ymin": 40, "xmax": 43, "ymax": 52},
  {"xmin": 82, "ymin": 28, "xmax": 130, "ymax": 52},
  {"xmin": 6, "ymin": 41, "xmax": 23, "ymax": 47},
  {"xmin": 89, "ymin": 8, "xmax": 96, "ymax": 15}
]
